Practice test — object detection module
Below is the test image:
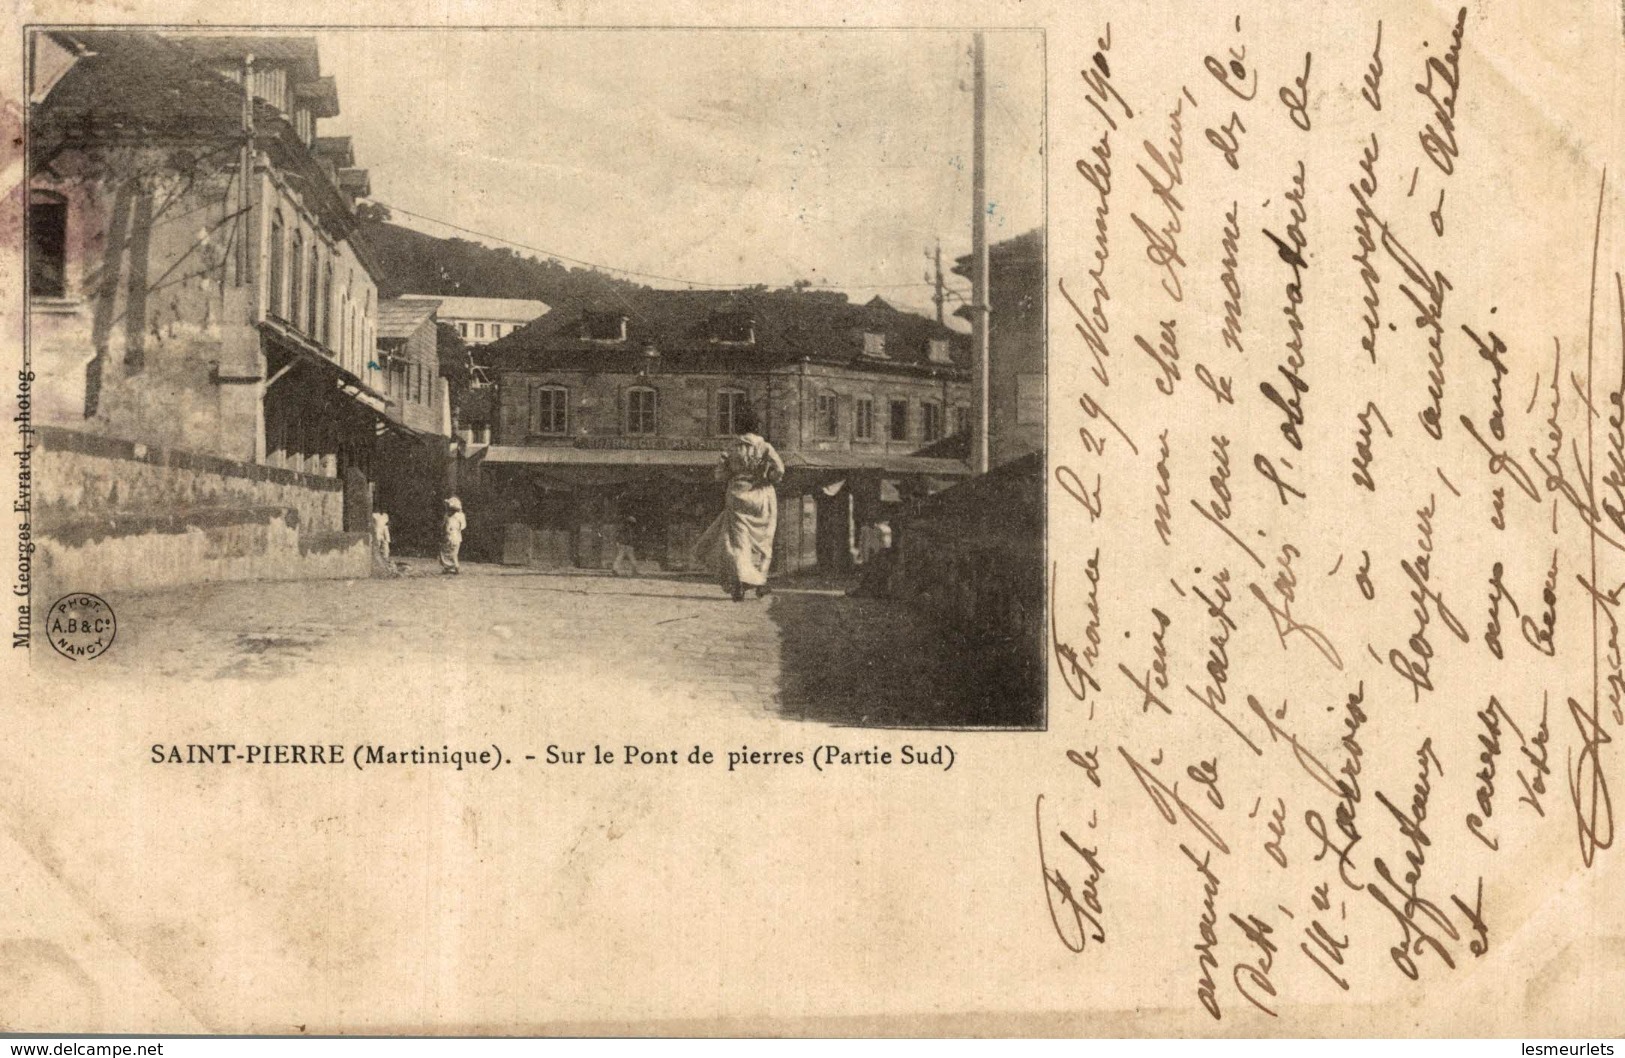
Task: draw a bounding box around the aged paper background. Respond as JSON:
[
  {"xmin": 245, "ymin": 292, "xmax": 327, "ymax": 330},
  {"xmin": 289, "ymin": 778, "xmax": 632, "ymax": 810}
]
[{"xmin": 3, "ymin": 0, "xmax": 1625, "ymax": 1037}]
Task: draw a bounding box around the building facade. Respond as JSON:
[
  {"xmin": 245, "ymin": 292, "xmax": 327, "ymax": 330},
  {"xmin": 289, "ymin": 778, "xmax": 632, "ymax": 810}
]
[
  {"xmin": 884, "ymin": 228, "xmax": 1045, "ymax": 723},
  {"xmin": 956, "ymin": 228, "xmax": 1044, "ymax": 468},
  {"xmin": 376, "ymin": 299, "xmax": 452, "ymax": 438},
  {"xmin": 26, "ymin": 30, "xmax": 390, "ymax": 590},
  {"xmin": 398, "ymin": 294, "xmax": 549, "ymax": 347},
  {"xmin": 372, "ymin": 298, "xmax": 466, "ymax": 553},
  {"xmin": 468, "ymin": 291, "xmax": 972, "ymax": 573},
  {"xmin": 398, "ymin": 295, "xmax": 550, "ymax": 441}
]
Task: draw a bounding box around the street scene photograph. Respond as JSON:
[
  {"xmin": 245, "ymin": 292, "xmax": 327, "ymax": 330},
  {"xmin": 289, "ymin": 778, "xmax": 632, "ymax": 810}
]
[{"xmin": 23, "ymin": 26, "xmax": 1046, "ymax": 728}]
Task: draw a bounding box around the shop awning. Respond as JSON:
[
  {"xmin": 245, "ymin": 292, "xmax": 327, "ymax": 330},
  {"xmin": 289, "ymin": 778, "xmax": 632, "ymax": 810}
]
[
  {"xmin": 783, "ymin": 452, "xmax": 973, "ymax": 476},
  {"xmin": 371, "ymin": 412, "xmax": 435, "ymax": 440},
  {"xmin": 484, "ymin": 445, "xmax": 717, "ymax": 467},
  {"xmin": 483, "ymin": 445, "xmax": 972, "ymax": 477},
  {"xmin": 260, "ymin": 319, "xmax": 389, "ymax": 411}
]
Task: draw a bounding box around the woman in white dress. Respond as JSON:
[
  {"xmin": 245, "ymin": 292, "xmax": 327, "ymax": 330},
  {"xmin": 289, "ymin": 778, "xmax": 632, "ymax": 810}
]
[{"xmin": 694, "ymin": 406, "xmax": 784, "ymax": 601}]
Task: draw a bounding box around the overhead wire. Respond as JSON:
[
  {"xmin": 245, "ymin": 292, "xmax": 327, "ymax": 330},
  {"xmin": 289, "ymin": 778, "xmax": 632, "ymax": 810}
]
[{"xmin": 369, "ymin": 199, "xmax": 940, "ymax": 294}]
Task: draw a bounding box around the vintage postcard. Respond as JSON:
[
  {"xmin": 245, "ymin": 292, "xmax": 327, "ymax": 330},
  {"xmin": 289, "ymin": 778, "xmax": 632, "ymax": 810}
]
[{"xmin": 2, "ymin": 0, "xmax": 1623, "ymax": 1037}]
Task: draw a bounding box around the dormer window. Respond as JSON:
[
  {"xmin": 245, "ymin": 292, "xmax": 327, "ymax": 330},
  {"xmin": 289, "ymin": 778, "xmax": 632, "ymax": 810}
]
[
  {"xmin": 582, "ymin": 312, "xmax": 628, "ymax": 342},
  {"xmin": 711, "ymin": 312, "xmax": 755, "ymax": 345},
  {"xmin": 927, "ymin": 338, "xmax": 952, "ymax": 364},
  {"xmin": 862, "ymin": 332, "xmax": 887, "ymax": 358}
]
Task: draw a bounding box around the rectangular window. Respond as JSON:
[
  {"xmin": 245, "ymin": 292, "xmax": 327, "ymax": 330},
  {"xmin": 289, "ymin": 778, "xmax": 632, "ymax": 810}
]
[
  {"xmin": 927, "ymin": 338, "xmax": 952, "ymax": 363},
  {"xmin": 475, "ymin": 322, "xmax": 485, "ymax": 338},
  {"xmin": 320, "ymin": 263, "xmax": 333, "ymax": 348},
  {"xmin": 289, "ymin": 232, "xmax": 304, "ymax": 331},
  {"xmin": 888, "ymin": 399, "xmax": 909, "ymax": 441},
  {"xmin": 307, "ymin": 246, "xmax": 320, "ymax": 336},
  {"xmin": 854, "ymin": 397, "xmax": 875, "ymax": 441},
  {"xmin": 458, "ymin": 322, "xmax": 467, "ymax": 337},
  {"xmin": 530, "ymin": 386, "xmax": 568, "ymax": 435},
  {"xmin": 626, "ymin": 388, "xmax": 658, "ymax": 436},
  {"xmin": 863, "ymin": 332, "xmax": 886, "ymax": 358},
  {"xmin": 815, "ymin": 394, "xmax": 839, "ymax": 438},
  {"xmin": 952, "ymin": 406, "xmax": 969, "ymax": 436},
  {"xmin": 716, "ymin": 389, "xmax": 746, "ymax": 435},
  {"xmin": 922, "ymin": 402, "xmax": 944, "ymax": 442},
  {"xmin": 268, "ymin": 214, "xmax": 285, "ymax": 319},
  {"xmin": 28, "ymin": 195, "xmax": 67, "ymax": 298},
  {"xmin": 490, "ymin": 324, "xmax": 502, "ymax": 338}
]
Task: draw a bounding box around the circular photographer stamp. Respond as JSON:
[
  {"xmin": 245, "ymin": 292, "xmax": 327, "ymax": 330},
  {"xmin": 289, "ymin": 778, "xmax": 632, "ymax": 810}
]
[{"xmin": 46, "ymin": 593, "xmax": 117, "ymax": 661}]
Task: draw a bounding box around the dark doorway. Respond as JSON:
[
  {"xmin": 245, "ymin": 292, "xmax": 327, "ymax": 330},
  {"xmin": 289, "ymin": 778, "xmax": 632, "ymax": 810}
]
[
  {"xmin": 814, "ymin": 482, "xmax": 853, "ymax": 571},
  {"xmin": 342, "ymin": 463, "xmax": 370, "ymax": 533}
]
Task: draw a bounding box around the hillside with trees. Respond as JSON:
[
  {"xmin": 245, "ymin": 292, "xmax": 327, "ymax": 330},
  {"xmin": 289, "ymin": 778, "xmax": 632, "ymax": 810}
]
[{"xmin": 356, "ymin": 215, "xmax": 652, "ymax": 304}]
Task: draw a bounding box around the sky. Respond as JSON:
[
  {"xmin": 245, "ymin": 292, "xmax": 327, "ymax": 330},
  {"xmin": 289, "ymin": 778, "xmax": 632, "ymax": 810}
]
[{"xmin": 315, "ymin": 29, "xmax": 1044, "ymax": 326}]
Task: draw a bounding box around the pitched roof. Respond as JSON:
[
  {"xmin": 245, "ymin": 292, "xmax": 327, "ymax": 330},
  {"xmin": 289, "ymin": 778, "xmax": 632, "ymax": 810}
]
[
  {"xmin": 338, "ymin": 168, "xmax": 371, "ymax": 198},
  {"xmin": 295, "ymin": 75, "xmax": 340, "ymax": 118},
  {"xmin": 376, "ymin": 298, "xmax": 440, "ymax": 339},
  {"xmin": 170, "ymin": 35, "xmax": 321, "ymax": 82},
  {"xmin": 952, "ymin": 228, "xmax": 1044, "ymax": 277},
  {"xmin": 397, "ymin": 294, "xmax": 550, "ymax": 323},
  {"xmin": 314, "ymin": 136, "xmax": 354, "ymax": 167},
  {"xmin": 31, "ymin": 30, "xmax": 373, "ymax": 256},
  {"xmin": 34, "ymin": 31, "xmax": 248, "ymax": 135},
  {"xmin": 482, "ymin": 287, "xmax": 969, "ymax": 376},
  {"xmin": 954, "ymin": 228, "xmax": 1044, "ymax": 324}
]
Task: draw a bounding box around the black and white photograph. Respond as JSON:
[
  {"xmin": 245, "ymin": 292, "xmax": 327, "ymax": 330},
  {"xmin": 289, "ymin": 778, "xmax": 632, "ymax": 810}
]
[{"xmin": 22, "ymin": 25, "xmax": 1045, "ymax": 729}]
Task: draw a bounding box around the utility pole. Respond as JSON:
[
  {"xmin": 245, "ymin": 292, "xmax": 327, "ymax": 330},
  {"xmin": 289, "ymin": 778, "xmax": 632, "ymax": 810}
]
[{"xmin": 970, "ymin": 32, "xmax": 990, "ymax": 475}]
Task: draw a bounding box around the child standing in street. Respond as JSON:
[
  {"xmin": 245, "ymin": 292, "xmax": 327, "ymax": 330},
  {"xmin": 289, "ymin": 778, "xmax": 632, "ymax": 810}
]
[
  {"xmin": 371, "ymin": 510, "xmax": 392, "ymax": 571},
  {"xmin": 611, "ymin": 497, "xmax": 641, "ymax": 577},
  {"xmin": 441, "ymin": 497, "xmax": 466, "ymax": 574}
]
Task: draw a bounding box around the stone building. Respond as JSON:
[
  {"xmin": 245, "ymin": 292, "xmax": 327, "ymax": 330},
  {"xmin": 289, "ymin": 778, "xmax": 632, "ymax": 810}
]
[
  {"xmin": 397, "ymin": 294, "xmax": 549, "ymax": 349},
  {"xmin": 26, "ymin": 30, "xmax": 387, "ymax": 591},
  {"xmin": 466, "ymin": 290, "xmax": 972, "ymax": 573},
  {"xmin": 885, "ymin": 228, "xmax": 1046, "ymax": 723},
  {"xmin": 955, "ymin": 228, "xmax": 1045, "ymax": 468}
]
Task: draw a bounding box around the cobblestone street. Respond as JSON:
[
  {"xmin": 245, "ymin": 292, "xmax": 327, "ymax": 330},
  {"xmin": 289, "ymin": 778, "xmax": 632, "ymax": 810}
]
[{"xmin": 36, "ymin": 562, "xmax": 1040, "ymax": 728}]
